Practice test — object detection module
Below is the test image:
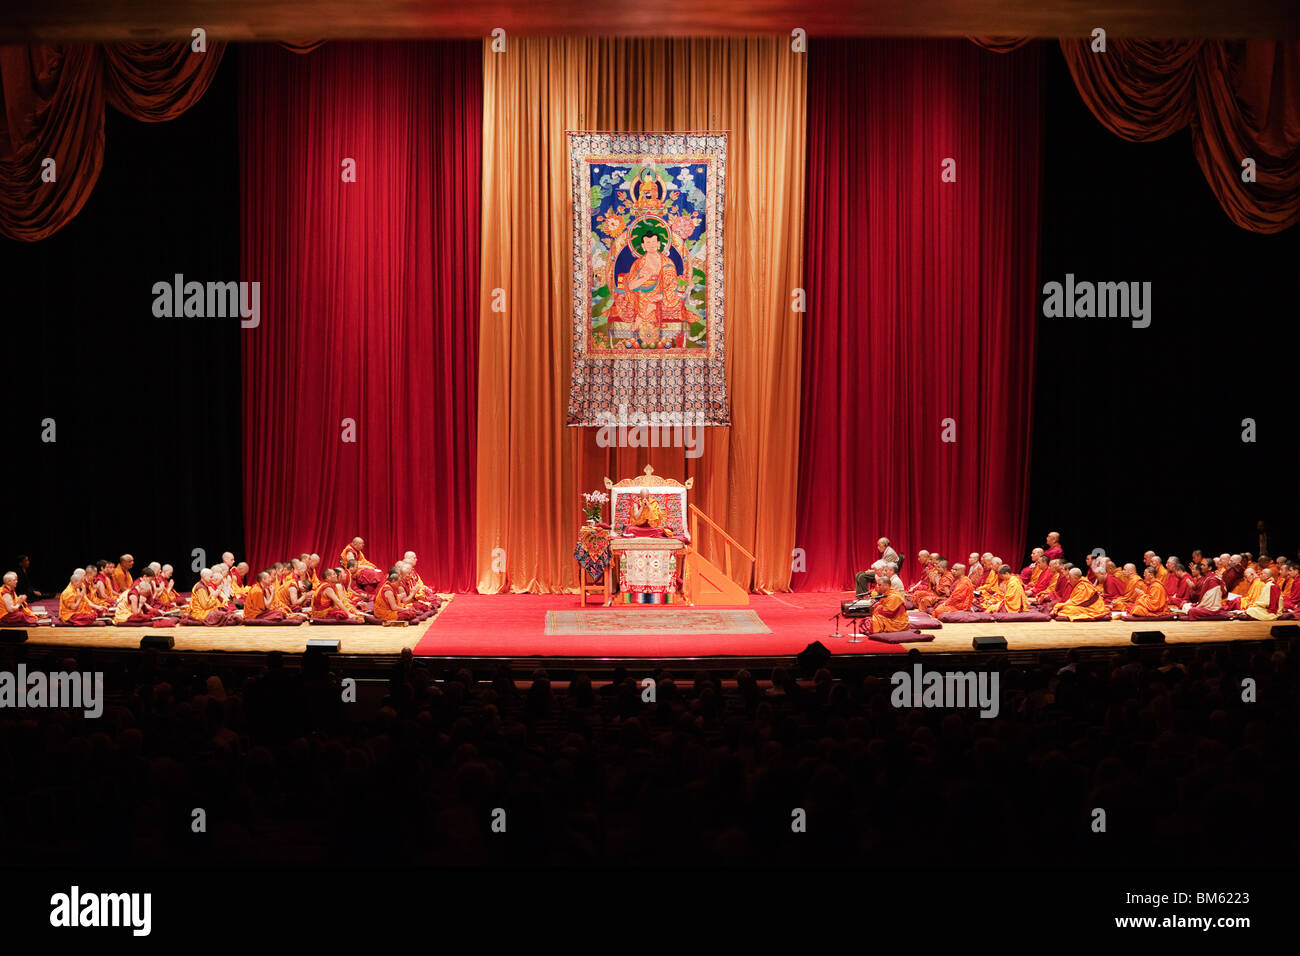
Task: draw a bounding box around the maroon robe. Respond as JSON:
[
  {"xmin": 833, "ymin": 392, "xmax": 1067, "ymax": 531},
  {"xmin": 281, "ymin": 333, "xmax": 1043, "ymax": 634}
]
[{"xmin": 1043, "ymin": 544, "xmax": 1064, "ymax": 562}]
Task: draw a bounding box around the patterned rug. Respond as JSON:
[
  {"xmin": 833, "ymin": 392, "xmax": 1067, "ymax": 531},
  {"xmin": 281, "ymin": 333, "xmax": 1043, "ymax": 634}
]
[{"xmin": 544, "ymin": 608, "xmax": 770, "ymax": 636}]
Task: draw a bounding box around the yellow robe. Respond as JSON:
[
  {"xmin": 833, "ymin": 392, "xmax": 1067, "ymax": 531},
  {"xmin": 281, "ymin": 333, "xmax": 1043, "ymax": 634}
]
[
  {"xmin": 1054, "ymin": 580, "xmax": 1110, "ymax": 621},
  {"xmin": 187, "ymin": 584, "xmax": 222, "ymax": 621}
]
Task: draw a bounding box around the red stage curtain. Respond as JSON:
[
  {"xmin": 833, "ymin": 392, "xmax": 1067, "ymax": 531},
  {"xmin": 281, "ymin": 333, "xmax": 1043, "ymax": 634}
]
[
  {"xmin": 0, "ymin": 41, "xmax": 225, "ymax": 240},
  {"xmin": 1060, "ymin": 39, "xmax": 1299, "ymax": 233},
  {"xmin": 795, "ymin": 39, "xmax": 1042, "ymax": 591},
  {"xmin": 239, "ymin": 41, "xmax": 481, "ymax": 590}
]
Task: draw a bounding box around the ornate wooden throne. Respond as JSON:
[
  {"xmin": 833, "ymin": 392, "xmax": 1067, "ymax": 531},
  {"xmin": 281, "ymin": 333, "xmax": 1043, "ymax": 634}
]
[{"xmin": 602, "ymin": 464, "xmax": 750, "ymax": 607}]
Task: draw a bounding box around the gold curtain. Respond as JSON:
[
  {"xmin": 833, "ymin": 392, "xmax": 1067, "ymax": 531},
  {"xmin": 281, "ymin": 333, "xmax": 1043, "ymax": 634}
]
[{"xmin": 477, "ymin": 37, "xmax": 806, "ymax": 593}]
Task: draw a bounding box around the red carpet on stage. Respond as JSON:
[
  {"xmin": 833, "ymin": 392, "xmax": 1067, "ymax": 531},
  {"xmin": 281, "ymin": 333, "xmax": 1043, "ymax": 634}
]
[{"xmin": 413, "ymin": 593, "xmax": 905, "ymax": 657}]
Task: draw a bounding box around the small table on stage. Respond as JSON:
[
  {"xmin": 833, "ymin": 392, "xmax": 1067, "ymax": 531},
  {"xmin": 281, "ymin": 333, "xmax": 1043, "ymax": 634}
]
[{"xmin": 607, "ymin": 536, "xmax": 691, "ymax": 606}]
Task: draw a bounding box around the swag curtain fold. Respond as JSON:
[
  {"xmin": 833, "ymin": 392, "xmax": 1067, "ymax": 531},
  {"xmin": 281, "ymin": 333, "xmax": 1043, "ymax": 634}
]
[
  {"xmin": 794, "ymin": 39, "xmax": 1042, "ymax": 591},
  {"xmin": 477, "ymin": 37, "xmax": 806, "ymax": 593},
  {"xmin": 239, "ymin": 41, "xmax": 481, "ymax": 590},
  {"xmin": 1055, "ymin": 39, "xmax": 1298, "ymax": 233},
  {"xmin": 0, "ymin": 41, "xmax": 225, "ymax": 240}
]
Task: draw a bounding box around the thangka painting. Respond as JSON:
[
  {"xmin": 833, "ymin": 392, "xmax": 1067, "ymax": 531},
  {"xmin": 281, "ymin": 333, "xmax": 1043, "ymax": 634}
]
[{"xmin": 566, "ymin": 131, "xmax": 729, "ymax": 426}]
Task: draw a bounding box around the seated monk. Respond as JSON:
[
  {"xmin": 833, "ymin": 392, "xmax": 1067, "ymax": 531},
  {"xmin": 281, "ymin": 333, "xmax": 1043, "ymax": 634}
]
[
  {"xmin": 909, "ymin": 555, "xmax": 952, "ymax": 614},
  {"xmin": 1029, "ymin": 558, "xmax": 1061, "ymax": 604},
  {"xmin": 114, "ymin": 574, "xmax": 161, "ymax": 625},
  {"xmin": 230, "ymin": 560, "xmax": 251, "ymax": 599},
  {"xmin": 1163, "ymin": 558, "xmax": 1190, "ymax": 606},
  {"xmin": 1, "ymin": 571, "xmax": 42, "ymax": 625},
  {"xmin": 986, "ymin": 565, "xmax": 1030, "ymax": 613},
  {"xmin": 311, "ymin": 568, "xmax": 364, "ymax": 622},
  {"xmin": 341, "ymin": 538, "xmax": 385, "ymax": 592},
  {"xmin": 396, "ymin": 563, "xmax": 432, "ymax": 613},
  {"xmin": 374, "ymin": 570, "xmax": 420, "ymax": 622},
  {"xmin": 907, "ymin": 550, "xmax": 933, "ymax": 590},
  {"xmin": 1129, "ymin": 566, "xmax": 1169, "ymax": 617},
  {"xmin": 1020, "ymin": 548, "xmax": 1045, "ymax": 586},
  {"xmin": 1036, "ymin": 559, "xmax": 1075, "ymax": 608},
  {"xmin": 1226, "ymin": 567, "xmax": 1260, "ymax": 613},
  {"xmin": 112, "ymin": 554, "xmax": 135, "ymax": 594},
  {"xmin": 1109, "ymin": 564, "xmax": 1143, "ymax": 612},
  {"xmin": 932, "ymin": 564, "xmax": 976, "ymax": 619},
  {"xmin": 860, "ymin": 572, "xmax": 909, "ymax": 634},
  {"xmin": 1053, "ymin": 569, "xmax": 1110, "ymax": 621},
  {"xmin": 272, "ymin": 566, "xmax": 312, "ymax": 620},
  {"xmin": 93, "ymin": 560, "xmax": 119, "ymax": 606},
  {"xmin": 186, "ymin": 569, "xmax": 236, "ymax": 626},
  {"xmin": 622, "ymin": 489, "xmax": 686, "ymax": 542},
  {"xmin": 1242, "ymin": 569, "xmax": 1281, "ymax": 621},
  {"xmin": 307, "ymin": 554, "xmax": 324, "ymax": 590},
  {"xmin": 402, "ymin": 551, "xmax": 440, "ymax": 604},
  {"xmin": 242, "ymin": 570, "xmax": 300, "ymax": 624},
  {"xmin": 58, "ymin": 568, "xmax": 106, "ymax": 626},
  {"xmin": 340, "ymin": 560, "xmax": 371, "ymax": 608},
  {"xmin": 1096, "ymin": 563, "xmax": 1123, "ymax": 605},
  {"xmin": 1042, "ymin": 531, "xmax": 1064, "ymax": 563},
  {"xmin": 1188, "ymin": 568, "xmax": 1229, "ymax": 620},
  {"xmin": 1280, "ymin": 564, "xmax": 1299, "ymax": 613}
]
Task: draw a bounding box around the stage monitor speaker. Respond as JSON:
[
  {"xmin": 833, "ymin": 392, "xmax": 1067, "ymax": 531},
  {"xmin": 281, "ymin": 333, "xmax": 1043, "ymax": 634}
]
[
  {"xmin": 795, "ymin": 641, "xmax": 831, "ymax": 675},
  {"xmin": 972, "ymin": 636, "xmax": 1006, "ymax": 651},
  {"xmin": 1270, "ymin": 624, "xmax": 1298, "ymax": 638},
  {"xmin": 139, "ymin": 635, "xmax": 175, "ymax": 650},
  {"xmin": 1131, "ymin": 630, "xmax": 1166, "ymax": 645},
  {"xmin": 306, "ymin": 638, "xmax": 340, "ymax": 653},
  {"xmin": 1, "ymin": 628, "xmax": 28, "ymax": 644}
]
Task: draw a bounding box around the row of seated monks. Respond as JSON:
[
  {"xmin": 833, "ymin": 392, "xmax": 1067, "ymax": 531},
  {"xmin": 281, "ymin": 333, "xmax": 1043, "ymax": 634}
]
[
  {"xmin": 0, "ymin": 538, "xmax": 441, "ymax": 628},
  {"xmin": 857, "ymin": 533, "xmax": 1297, "ymax": 634}
]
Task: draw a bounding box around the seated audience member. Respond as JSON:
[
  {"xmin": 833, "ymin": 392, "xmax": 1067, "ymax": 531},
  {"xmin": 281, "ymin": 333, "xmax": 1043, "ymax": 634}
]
[
  {"xmin": 1052, "ymin": 568, "xmax": 1110, "ymax": 621},
  {"xmin": 58, "ymin": 568, "xmax": 106, "ymax": 625},
  {"xmin": 1, "ymin": 571, "xmax": 42, "ymax": 625}
]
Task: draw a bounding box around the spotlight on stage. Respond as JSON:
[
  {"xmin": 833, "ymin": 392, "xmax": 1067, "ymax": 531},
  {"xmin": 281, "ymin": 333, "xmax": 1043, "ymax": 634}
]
[
  {"xmin": 972, "ymin": 635, "xmax": 1006, "ymax": 651},
  {"xmin": 795, "ymin": 641, "xmax": 831, "ymax": 675},
  {"xmin": 306, "ymin": 638, "xmax": 340, "ymax": 653},
  {"xmin": 1130, "ymin": 630, "xmax": 1165, "ymax": 645},
  {"xmin": 1270, "ymin": 624, "xmax": 1298, "ymax": 638},
  {"xmin": 0, "ymin": 629, "xmax": 28, "ymax": 644},
  {"xmin": 139, "ymin": 634, "xmax": 175, "ymax": 650}
]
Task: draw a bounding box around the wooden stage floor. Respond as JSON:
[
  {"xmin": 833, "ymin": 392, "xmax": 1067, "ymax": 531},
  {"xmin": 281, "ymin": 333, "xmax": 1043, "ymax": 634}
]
[{"xmin": 12, "ymin": 593, "xmax": 1291, "ymax": 658}]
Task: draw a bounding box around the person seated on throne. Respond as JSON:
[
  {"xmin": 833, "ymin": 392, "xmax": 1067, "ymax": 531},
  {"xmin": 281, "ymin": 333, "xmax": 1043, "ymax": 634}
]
[{"xmin": 623, "ymin": 488, "xmax": 686, "ymax": 541}]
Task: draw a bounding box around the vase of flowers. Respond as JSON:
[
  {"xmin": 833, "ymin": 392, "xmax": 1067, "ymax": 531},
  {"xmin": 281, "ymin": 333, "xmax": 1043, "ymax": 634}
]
[{"xmin": 582, "ymin": 490, "xmax": 609, "ymax": 525}]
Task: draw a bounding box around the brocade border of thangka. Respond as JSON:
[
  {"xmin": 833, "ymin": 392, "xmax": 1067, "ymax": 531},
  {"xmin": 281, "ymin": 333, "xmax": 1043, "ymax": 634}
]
[{"xmin": 566, "ymin": 131, "xmax": 729, "ymax": 426}]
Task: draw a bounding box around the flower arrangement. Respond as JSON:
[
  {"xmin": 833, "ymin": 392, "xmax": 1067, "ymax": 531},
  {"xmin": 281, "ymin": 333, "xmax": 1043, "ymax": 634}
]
[{"xmin": 582, "ymin": 490, "xmax": 609, "ymax": 523}]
